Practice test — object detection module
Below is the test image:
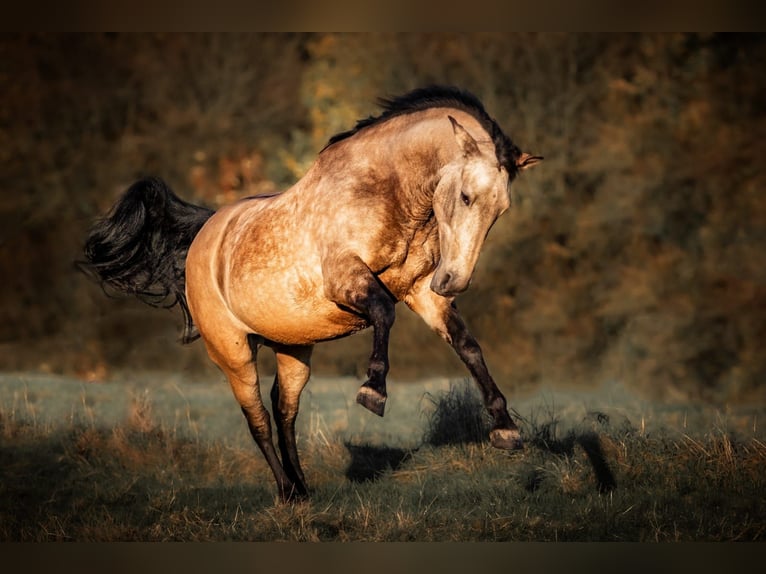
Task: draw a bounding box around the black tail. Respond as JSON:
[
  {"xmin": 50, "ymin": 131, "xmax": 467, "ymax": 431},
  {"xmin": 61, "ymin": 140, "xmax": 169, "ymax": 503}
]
[{"xmin": 77, "ymin": 177, "xmax": 215, "ymax": 343}]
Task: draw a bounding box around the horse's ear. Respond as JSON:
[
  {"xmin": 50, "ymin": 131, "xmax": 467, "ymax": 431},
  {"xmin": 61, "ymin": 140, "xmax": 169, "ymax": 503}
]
[
  {"xmin": 448, "ymin": 115, "xmax": 480, "ymax": 158},
  {"xmin": 516, "ymin": 152, "xmax": 544, "ymax": 171}
]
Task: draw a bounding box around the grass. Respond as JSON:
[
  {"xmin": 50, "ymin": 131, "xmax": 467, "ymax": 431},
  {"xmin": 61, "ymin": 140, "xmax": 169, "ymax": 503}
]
[{"xmin": 0, "ymin": 374, "xmax": 765, "ymax": 541}]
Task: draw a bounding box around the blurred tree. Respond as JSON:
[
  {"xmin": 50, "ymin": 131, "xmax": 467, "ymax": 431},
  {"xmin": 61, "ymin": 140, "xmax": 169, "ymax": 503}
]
[
  {"xmin": 483, "ymin": 34, "xmax": 765, "ymax": 402},
  {"xmin": 1, "ymin": 34, "xmax": 763, "ymax": 404},
  {"xmin": 0, "ymin": 34, "xmax": 306, "ymax": 376}
]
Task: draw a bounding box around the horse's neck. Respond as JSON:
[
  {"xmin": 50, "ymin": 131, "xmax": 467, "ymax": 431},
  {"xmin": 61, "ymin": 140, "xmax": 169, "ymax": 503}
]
[
  {"xmin": 300, "ymin": 112, "xmax": 464, "ymax": 218},
  {"xmin": 383, "ymin": 119, "xmax": 457, "ymax": 218}
]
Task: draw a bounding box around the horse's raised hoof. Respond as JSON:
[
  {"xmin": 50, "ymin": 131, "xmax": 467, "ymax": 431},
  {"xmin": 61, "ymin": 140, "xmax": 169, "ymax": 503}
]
[
  {"xmin": 356, "ymin": 384, "xmax": 387, "ymax": 417},
  {"xmin": 490, "ymin": 428, "xmax": 524, "ymax": 450}
]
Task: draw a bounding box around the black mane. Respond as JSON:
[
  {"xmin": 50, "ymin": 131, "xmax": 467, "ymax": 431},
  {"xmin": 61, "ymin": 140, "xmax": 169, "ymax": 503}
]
[{"xmin": 323, "ymin": 85, "xmax": 522, "ymax": 174}]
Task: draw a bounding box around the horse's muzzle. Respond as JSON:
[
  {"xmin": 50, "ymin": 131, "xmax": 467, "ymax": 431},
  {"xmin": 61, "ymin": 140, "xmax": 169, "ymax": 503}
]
[{"xmin": 430, "ymin": 269, "xmax": 471, "ymax": 297}]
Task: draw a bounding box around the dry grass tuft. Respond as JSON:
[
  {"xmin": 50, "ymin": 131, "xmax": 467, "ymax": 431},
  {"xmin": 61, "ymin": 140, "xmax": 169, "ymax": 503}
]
[
  {"xmin": 421, "ymin": 380, "xmax": 491, "ymax": 447},
  {"xmin": 1, "ymin": 377, "xmax": 765, "ymax": 541}
]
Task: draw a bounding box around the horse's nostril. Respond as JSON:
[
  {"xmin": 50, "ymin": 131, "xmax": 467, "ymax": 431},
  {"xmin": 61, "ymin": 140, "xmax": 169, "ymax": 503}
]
[{"xmin": 430, "ymin": 271, "xmax": 454, "ymax": 295}]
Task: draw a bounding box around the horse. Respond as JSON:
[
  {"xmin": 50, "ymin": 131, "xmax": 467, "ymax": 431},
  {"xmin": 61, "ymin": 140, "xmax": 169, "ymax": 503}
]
[{"xmin": 79, "ymin": 86, "xmax": 542, "ymax": 501}]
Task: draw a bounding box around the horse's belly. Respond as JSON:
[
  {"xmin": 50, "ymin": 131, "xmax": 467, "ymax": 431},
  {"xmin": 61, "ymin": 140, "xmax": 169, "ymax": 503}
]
[
  {"xmin": 245, "ymin": 302, "xmax": 369, "ymax": 345},
  {"xmin": 228, "ymin": 272, "xmax": 370, "ymax": 346}
]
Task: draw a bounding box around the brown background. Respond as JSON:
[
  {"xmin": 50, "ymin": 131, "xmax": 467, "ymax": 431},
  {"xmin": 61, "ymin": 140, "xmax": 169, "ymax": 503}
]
[{"xmin": 1, "ymin": 33, "xmax": 764, "ymax": 404}]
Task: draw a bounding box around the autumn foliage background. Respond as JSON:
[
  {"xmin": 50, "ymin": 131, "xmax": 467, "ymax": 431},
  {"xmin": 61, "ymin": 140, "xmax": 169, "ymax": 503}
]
[{"xmin": 1, "ymin": 33, "xmax": 764, "ymax": 405}]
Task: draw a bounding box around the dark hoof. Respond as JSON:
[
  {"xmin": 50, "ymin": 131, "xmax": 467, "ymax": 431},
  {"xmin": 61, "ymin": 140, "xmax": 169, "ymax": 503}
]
[
  {"xmin": 490, "ymin": 428, "xmax": 524, "ymax": 450},
  {"xmin": 356, "ymin": 384, "xmax": 387, "ymax": 417}
]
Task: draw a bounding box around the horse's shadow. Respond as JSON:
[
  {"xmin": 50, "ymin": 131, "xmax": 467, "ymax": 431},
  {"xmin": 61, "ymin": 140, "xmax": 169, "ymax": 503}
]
[
  {"xmin": 342, "ymin": 383, "xmax": 621, "ymax": 493},
  {"xmin": 343, "ymin": 442, "xmax": 414, "ymax": 483},
  {"xmin": 341, "ymin": 382, "xmax": 488, "ymax": 483},
  {"xmin": 523, "ymin": 411, "xmax": 620, "ymax": 494},
  {"xmin": 342, "ymin": 427, "xmax": 618, "ymax": 493}
]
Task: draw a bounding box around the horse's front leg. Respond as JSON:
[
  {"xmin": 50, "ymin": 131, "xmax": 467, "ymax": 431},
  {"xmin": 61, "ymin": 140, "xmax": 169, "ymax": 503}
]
[
  {"xmin": 405, "ymin": 278, "xmax": 523, "ymax": 449},
  {"xmin": 323, "ymin": 253, "xmax": 395, "ymax": 416}
]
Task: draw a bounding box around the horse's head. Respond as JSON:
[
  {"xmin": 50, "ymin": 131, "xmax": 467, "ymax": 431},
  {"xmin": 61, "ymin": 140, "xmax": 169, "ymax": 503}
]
[{"xmin": 431, "ymin": 116, "xmax": 542, "ymax": 297}]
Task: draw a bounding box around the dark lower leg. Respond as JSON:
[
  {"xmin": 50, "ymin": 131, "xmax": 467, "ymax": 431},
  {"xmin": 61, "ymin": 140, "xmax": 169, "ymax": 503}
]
[
  {"xmin": 446, "ymin": 311, "xmax": 522, "ymax": 449},
  {"xmin": 271, "ymin": 345, "xmax": 313, "ymax": 498},
  {"xmin": 270, "ymin": 376, "xmax": 308, "ymax": 496},
  {"xmin": 277, "ymin": 419, "xmax": 307, "ymax": 496},
  {"xmin": 322, "ymin": 256, "xmax": 395, "ymax": 418},
  {"xmin": 241, "ymin": 405, "xmax": 299, "ymax": 501},
  {"xmin": 356, "ymin": 301, "xmax": 394, "ymax": 417}
]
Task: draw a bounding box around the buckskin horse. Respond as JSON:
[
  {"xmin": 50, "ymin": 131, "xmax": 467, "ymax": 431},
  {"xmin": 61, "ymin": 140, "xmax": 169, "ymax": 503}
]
[{"xmin": 79, "ymin": 86, "xmax": 542, "ymax": 501}]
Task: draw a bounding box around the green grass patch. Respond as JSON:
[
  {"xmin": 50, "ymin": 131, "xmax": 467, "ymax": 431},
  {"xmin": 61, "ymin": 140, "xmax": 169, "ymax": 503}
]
[{"xmin": 1, "ymin": 375, "xmax": 765, "ymax": 541}]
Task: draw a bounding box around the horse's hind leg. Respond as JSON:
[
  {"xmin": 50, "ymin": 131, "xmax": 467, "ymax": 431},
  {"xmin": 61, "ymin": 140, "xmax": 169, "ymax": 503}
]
[
  {"xmin": 203, "ymin": 331, "xmax": 298, "ymax": 501},
  {"xmin": 269, "ymin": 344, "xmax": 313, "ymax": 497}
]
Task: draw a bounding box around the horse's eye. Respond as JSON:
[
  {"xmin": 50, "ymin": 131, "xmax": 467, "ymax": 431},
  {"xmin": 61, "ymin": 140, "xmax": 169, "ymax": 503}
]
[{"xmin": 460, "ymin": 192, "xmax": 470, "ymax": 206}]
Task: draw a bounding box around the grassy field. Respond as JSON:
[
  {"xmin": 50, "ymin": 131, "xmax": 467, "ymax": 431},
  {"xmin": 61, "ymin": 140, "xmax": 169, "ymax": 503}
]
[{"xmin": 1, "ymin": 371, "xmax": 764, "ymax": 541}]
